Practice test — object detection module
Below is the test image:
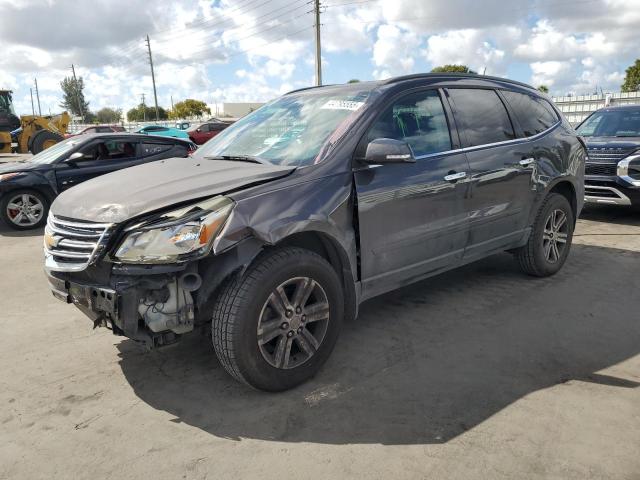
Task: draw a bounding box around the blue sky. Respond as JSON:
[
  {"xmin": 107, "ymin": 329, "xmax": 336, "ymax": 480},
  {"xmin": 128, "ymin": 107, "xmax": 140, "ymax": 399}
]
[{"xmin": 0, "ymin": 0, "xmax": 638, "ymax": 117}]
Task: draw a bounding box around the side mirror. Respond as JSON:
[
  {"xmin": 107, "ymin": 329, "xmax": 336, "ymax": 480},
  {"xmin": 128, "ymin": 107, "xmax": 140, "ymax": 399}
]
[
  {"xmin": 65, "ymin": 152, "xmax": 85, "ymax": 164},
  {"xmin": 196, "ymin": 128, "xmax": 201, "ymax": 133},
  {"xmin": 364, "ymin": 138, "xmax": 416, "ymax": 164}
]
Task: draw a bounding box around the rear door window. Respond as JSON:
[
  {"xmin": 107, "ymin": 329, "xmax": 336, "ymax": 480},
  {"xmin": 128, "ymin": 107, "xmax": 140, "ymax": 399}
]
[
  {"xmin": 501, "ymin": 90, "xmax": 559, "ymax": 137},
  {"xmin": 448, "ymin": 88, "xmax": 515, "ymax": 147},
  {"xmin": 366, "ymin": 90, "xmax": 452, "ymax": 157}
]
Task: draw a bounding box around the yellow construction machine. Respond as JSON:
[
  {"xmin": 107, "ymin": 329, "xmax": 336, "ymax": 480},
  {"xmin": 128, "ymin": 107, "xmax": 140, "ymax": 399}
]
[{"xmin": 0, "ymin": 89, "xmax": 70, "ymax": 155}]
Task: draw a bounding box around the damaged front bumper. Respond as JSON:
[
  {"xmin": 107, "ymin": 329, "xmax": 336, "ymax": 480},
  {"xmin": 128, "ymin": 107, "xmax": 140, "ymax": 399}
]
[{"xmin": 46, "ymin": 263, "xmax": 198, "ymax": 349}]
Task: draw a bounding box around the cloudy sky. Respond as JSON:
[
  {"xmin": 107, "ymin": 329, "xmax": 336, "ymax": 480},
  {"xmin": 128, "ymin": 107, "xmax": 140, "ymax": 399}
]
[{"xmin": 1, "ymin": 0, "xmax": 639, "ymax": 116}]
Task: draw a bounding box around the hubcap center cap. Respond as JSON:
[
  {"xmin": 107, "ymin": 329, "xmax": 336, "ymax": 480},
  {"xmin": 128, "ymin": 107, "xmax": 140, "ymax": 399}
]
[{"xmin": 289, "ymin": 315, "xmax": 302, "ymax": 331}]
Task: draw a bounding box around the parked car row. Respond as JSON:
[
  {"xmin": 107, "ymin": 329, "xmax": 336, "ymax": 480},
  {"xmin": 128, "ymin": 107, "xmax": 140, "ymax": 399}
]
[
  {"xmin": 41, "ymin": 73, "xmax": 587, "ymax": 392},
  {"xmin": 65, "ymin": 119, "xmax": 232, "ymax": 145}
]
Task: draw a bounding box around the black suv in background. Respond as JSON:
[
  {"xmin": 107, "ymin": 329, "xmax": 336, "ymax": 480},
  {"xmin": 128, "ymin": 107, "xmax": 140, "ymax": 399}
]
[
  {"xmin": 45, "ymin": 74, "xmax": 585, "ymax": 391},
  {"xmin": 0, "ymin": 133, "xmax": 197, "ymax": 230},
  {"xmin": 577, "ymin": 105, "xmax": 640, "ymax": 206}
]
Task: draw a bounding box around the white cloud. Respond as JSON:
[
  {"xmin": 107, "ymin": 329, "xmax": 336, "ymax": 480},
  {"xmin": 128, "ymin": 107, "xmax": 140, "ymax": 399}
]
[
  {"xmin": 423, "ymin": 29, "xmax": 507, "ymax": 75},
  {"xmin": 372, "ymin": 24, "xmax": 420, "ymax": 79}
]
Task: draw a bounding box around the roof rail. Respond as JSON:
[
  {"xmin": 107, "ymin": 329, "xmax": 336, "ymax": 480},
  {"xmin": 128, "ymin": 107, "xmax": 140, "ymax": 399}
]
[
  {"xmin": 284, "ymin": 84, "xmax": 336, "ymax": 95},
  {"xmin": 382, "ymin": 72, "xmax": 534, "ymax": 90}
]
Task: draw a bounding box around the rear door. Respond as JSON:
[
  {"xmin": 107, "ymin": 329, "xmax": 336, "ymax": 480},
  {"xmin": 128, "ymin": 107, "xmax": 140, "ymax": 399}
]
[
  {"xmin": 354, "ymin": 88, "xmax": 471, "ymax": 299},
  {"xmin": 55, "ymin": 138, "xmax": 140, "ymax": 191},
  {"xmin": 446, "ymin": 87, "xmax": 537, "ymax": 259}
]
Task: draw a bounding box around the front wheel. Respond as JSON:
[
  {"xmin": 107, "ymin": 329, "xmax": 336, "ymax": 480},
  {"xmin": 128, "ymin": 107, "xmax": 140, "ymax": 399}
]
[
  {"xmin": 211, "ymin": 247, "xmax": 344, "ymax": 391},
  {"xmin": 0, "ymin": 190, "xmax": 49, "ymax": 230},
  {"xmin": 516, "ymin": 193, "xmax": 575, "ymax": 277}
]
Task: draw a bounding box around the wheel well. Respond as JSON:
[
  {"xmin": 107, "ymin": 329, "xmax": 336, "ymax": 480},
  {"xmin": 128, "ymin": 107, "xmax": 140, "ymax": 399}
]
[
  {"xmin": 549, "ymin": 181, "xmax": 577, "ymax": 220},
  {"xmin": 277, "ymin": 232, "xmax": 344, "ymax": 277},
  {"xmin": 276, "ymin": 231, "xmax": 358, "ymax": 322}
]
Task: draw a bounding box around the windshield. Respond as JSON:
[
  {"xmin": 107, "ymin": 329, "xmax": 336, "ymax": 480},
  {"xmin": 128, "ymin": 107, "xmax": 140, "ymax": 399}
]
[
  {"xmin": 194, "ymin": 87, "xmax": 373, "ymax": 166},
  {"xmin": 577, "ymin": 109, "xmax": 640, "ymax": 137},
  {"xmin": 29, "ymin": 137, "xmax": 82, "ymax": 164}
]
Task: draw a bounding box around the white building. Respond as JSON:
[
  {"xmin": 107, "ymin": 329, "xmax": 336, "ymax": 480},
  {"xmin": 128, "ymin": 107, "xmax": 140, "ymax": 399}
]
[
  {"xmin": 222, "ymin": 102, "xmax": 265, "ymax": 118},
  {"xmin": 552, "ymin": 91, "xmax": 640, "ymax": 125}
]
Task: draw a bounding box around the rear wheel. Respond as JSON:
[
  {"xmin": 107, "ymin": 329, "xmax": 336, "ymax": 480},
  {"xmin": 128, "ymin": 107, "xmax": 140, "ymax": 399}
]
[
  {"xmin": 211, "ymin": 247, "xmax": 343, "ymax": 391},
  {"xmin": 30, "ymin": 130, "xmax": 64, "ymax": 154},
  {"xmin": 516, "ymin": 193, "xmax": 574, "ymax": 277},
  {"xmin": 0, "ymin": 189, "xmax": 48, "ymax": 230}
]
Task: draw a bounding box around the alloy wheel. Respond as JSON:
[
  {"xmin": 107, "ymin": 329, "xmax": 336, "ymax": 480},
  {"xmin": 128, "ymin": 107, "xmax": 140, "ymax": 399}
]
[
  {"xmin": 257, "ymin": 276, "xmax": 330, "ymax": 370},
  {"xmin": 6, "ymin": 193, "xmax": 44, "ymax": 227},
  {"xmin": 542, "ymin": 208, "xmax": 569, "ymax": 264}
]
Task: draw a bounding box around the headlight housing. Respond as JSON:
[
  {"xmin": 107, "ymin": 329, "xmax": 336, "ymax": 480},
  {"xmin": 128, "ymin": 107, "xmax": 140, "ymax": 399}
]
[{"xmin": 114, "ymin": 196, "xmax": 234, "ymax": 263}]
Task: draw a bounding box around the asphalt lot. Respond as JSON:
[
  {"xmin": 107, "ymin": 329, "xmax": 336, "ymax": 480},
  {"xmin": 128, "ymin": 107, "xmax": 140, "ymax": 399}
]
[{"xmin": 0, "ymin": 176, "xmax": 639, "ymax": 478}]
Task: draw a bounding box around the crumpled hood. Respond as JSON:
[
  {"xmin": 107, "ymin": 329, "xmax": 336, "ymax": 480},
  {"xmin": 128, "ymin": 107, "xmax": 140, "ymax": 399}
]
[{"xmin": 51, "ymin": 157, "xmax": 295, "ymax": 223}]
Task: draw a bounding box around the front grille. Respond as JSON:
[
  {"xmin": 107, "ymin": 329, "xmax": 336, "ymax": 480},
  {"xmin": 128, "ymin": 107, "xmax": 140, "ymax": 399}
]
[
  {"xmin": 586, "ymin": 147, "xmax": 635, "ymax": 163},
  {"xmin": 585, "ymin": 163, "xmax": 617, "ymax": 176},
  {"xmin": 585, "ymin": 186, "xmax": 619, "ymax": 198},
  {"xmin": 44, "ymin": 215, "xmax": 112, "ymax": 271}
]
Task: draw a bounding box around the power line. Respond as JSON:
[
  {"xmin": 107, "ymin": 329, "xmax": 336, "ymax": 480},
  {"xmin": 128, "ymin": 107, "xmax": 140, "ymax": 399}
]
[{"xmin": 150, "ymin": 0, "xmax": 311, "ymax": 48}]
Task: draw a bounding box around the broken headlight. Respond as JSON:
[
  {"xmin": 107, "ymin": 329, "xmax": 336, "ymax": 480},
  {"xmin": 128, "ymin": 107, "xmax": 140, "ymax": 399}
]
[{"xmin": 114, "ymin": 196, "xmax": 234, "ymax": 263}]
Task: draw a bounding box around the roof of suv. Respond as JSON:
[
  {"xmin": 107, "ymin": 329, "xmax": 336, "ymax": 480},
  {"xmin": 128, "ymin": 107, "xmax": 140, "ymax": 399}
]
[
  {"xmin": 75, "ymin": 132, "xmax": 194, "ymax": 144},
  {"xmin": 286, "ymin": 73, "xmax": 538, "ymax": 96}
]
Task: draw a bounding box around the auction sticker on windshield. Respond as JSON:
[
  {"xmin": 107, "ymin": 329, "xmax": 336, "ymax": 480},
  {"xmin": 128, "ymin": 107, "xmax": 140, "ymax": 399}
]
[{"xmin": 321, "ymin": 100, "xmax": 365, "ymax": 111}]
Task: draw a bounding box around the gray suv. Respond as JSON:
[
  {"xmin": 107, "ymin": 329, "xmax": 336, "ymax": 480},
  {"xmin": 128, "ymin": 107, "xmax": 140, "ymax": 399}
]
[{"xmin": 44, "ymin": 74, "xmax": 586, "ymax": 391}]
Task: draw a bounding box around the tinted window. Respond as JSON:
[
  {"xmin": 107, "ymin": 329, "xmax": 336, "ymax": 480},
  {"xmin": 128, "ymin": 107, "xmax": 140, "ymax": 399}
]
[
  {"xmin": 79, "ymin": 140, "xmax": 137, "ymax": 161},
  {"xmin": 448, "ymin": 88, "xmax": 515, "ymax": 147},
  {"xmin": 577, "ymin": 109, "xmax": 640, "ymax": 137},
  {"xmin": 502, "ymin": 91, "xmax": 558, "ymax": 137},
  {"xmin": 366, "ymin": 90, "xmax": 452, "ymax": 156},
  {"xmin": 142, "ymin": 142, "xmax": 172, "ymax": 156}
]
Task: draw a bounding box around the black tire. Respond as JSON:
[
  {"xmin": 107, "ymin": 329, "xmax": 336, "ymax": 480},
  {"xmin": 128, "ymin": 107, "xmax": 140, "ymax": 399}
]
[
  {"xmin": 0, "ymin": 189, "xmax": 49, "ymax": 230},
  {"xmin": 211, "ymin": 247, "xmax": 344, "ymax": 391},
  {"xmin": 516, "ymin": 193, "xmax": 575, "ymax": 277},
  {"xmin": 30, "ymin": 130, "xmax": 64, "ymax": 154}
]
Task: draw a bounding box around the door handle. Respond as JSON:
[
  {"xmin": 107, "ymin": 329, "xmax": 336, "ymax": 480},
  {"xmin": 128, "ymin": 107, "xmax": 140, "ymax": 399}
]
[
  {"xmin": 519, "ymin": 158, "xmax": 535, "ymax": 166},
  {"xmin": 444, "ymin": 171, "xmax": 467, "ymax": 182}
]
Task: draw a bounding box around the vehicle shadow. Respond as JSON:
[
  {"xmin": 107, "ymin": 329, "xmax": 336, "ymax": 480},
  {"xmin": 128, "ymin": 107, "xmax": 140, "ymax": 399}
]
[
  {"xmin": 116, "ymin": 244, "xmax": 640, "ymax": 445},
  {"xmin": 580, "ymin": 204, "xmax": 640, "ymax": 226},
  {"xmin": 0, "ymin": 222, "xmax": 44, "ymax": 238}
]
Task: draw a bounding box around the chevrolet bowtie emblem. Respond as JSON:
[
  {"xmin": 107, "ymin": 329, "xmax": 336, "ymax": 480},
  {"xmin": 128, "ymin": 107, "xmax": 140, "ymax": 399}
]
[{"xmin": 44, "ymin": 232, "xmax": 60, "ymax": 249}]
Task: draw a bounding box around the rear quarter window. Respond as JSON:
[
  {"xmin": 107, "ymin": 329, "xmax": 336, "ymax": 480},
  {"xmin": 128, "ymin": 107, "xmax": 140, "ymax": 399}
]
[
  {"xmin": 142, "ymin": 142, "xmax": 172, "ymax": 156},
  {"xmin": 501, "ymin": 90, "xmax": 559, "ymax": 137},
  {"xmin": 448, "ymin": 88, "xmax": 515, "ymax": 147}
]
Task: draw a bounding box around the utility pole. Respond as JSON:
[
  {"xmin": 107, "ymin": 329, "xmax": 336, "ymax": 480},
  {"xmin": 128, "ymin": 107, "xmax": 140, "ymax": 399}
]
[
  {"xmin": 30, "ymin": 88, "xmax": 35, "ymax": 115},
  {"xmin": 314, "ymin": 0, "xmax": 322, "ymax": 86},
  {"xmin": 140, "ymin": 93, "xmax": 146, "ymax": 122},
  {"xmin": 71, "ymin": 64, "xmax": 86, "ymax": 123},
  {"xmin": 145, "ymin": 35, "xmax": 160, "ymax": 121},
  {"xmin": 34, "ymin": 78, "xmax": 42, "ymax": 116},
  {"xmin": 170, "ymin": 95, "xmax": 174, "ymax": 112}
]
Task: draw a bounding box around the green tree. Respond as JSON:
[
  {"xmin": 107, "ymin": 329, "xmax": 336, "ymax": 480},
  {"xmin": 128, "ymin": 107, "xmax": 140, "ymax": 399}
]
[
  {"xmin": 127, "ymin": 104, "xmax": 169, "ymax": 122},
  {"xmin": 430, "ymin": 65, "xmax": 477, "ymax": 74},
  {"xmin": 127, "ymin": 104, "xmax": 168, "ymax": 122},
  {"xmin": 95, "ymin": 107, "xmax": 122, "ymax": 124},
  {"xmin": 59, "ymin": 76, "xmax": 90, "ymax": 118},
  {"xmin": 537, "ymin": 85, "xmax": 550, "ymax": 94},
  {"xmin": 621, "ymin": 59, "xmax": 640, "ymax": 92},
  {"xmin": 169, "ymin": 99, "xmax": 211, "ymax": 120},
  {"xmin": 347, "ymin": 79, "xmax": 360, "ymax": 83}
]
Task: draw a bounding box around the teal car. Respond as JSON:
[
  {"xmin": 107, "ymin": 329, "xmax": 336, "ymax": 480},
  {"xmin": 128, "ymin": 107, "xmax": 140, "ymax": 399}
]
[{"xmin": 136, "ymin": 125, "xmax": 190, "ymax": 139}]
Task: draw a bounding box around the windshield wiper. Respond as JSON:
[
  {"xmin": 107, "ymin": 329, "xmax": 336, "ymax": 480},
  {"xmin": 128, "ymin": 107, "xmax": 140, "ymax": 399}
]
[{"xmin": 203, "ymin": 155, "xmax": 270, "ymax": 165}]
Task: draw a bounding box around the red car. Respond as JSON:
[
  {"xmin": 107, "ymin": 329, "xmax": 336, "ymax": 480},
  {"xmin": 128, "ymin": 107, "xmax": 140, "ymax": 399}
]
[
  {"xmin": 188, "ymin": 119, "xmax": 230, "ymax": 145},
  {"xmin": 65, "ymin": 125, "xmax": 125, "ymax": 138}
]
